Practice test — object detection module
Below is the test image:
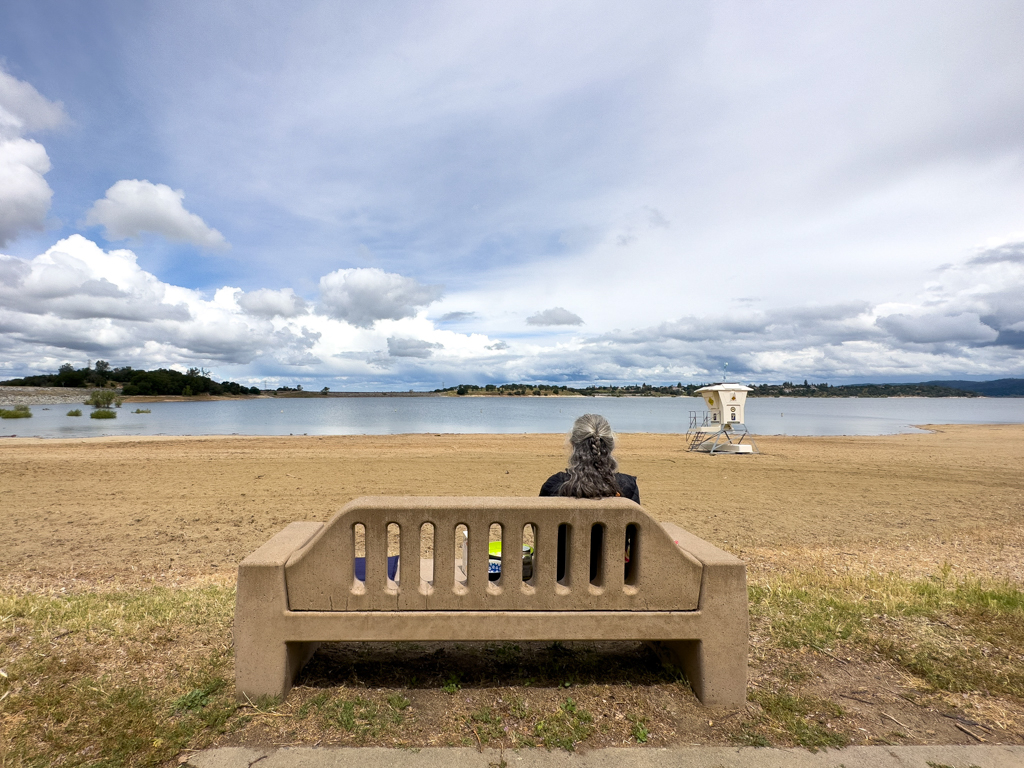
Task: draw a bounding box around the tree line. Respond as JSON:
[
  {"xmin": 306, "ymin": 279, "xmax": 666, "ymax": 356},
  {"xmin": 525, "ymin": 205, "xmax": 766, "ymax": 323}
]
[
  {"xmin": 437, "ymin": 380, "xmax": 983, "ymax": 398},
  {"xmin": 0, "ymin": 362, "xmax": 260, "ymax": 397}
]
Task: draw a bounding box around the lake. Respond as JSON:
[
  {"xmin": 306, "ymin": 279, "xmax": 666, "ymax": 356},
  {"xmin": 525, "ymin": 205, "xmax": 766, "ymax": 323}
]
[{"xmin": 4, "ymin": 395, "xmax": 1024, "ymax": 439}]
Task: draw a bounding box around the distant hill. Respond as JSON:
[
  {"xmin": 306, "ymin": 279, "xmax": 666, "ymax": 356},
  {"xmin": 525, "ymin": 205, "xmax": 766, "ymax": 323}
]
[{"xmin": 921, "ymin": 379, "xmax": 1024, "ymax": 397}]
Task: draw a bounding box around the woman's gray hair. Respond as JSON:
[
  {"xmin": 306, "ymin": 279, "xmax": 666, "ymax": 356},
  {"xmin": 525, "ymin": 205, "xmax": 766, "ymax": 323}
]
[{"xmin": 558, "ymin": 413, "xmax": 621, "ymax": 498}]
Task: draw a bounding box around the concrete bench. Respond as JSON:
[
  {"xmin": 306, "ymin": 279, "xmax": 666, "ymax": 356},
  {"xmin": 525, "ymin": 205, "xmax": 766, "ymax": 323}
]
[{"xmin": 234, "ymin": 496, "xmax": 748, "ymax": 706}]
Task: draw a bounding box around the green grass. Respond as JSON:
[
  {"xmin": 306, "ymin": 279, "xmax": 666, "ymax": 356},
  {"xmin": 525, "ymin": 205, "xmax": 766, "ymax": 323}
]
[
  {"xmin": 90, "ymin": 408, "xmax": 117, "ymax": 419},
  {"xmin": 133, "ymin": 408, "xmax": 152, "ymax": 414},
  {"xmin": 468, "ymin": 705, "xmax": 505, "ymax": 745},
  {"xmin": 749, "ymin": 568, "xmax": 1024, "ymax": 698},
  {"xmin": 295, "ymin": 690, "xmax": 410, "ymax": 739},
  {"xmin": 0, "ymin": 586, "xmax": 237, "ymax": 767},
  {"xmin": 628, "ymin": 713, "xmax": 649, "ymax": 742},
  {"xmin": 67, "ymin": 408, "xmax": 82, "ymax": 416},
  {"xmin": 533, "ymin": 698, "xmax": 593, "ymax": 751},
  {"xmin": 741, "ymin": 690, "xmax": 848, "ymax": 750},
  {"xmin": 0, "ymin": 404, "xmax": 31, "ymax": 418},
  {"xmin": 442, "ymin": 674, "xmax": 461, "ymax": 694}
]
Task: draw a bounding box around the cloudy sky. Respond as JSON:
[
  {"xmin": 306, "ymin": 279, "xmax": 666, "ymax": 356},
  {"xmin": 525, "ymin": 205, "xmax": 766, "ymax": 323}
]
[{"xmin": 1, "ymin": 1, "xmax": 1022, "ymax": 389}]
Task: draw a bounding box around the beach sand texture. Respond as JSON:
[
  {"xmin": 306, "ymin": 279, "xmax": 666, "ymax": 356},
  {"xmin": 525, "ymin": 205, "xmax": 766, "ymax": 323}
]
[{"xmin": 1, "ymin": 423, "xmax": 1022, "ymax": 587}]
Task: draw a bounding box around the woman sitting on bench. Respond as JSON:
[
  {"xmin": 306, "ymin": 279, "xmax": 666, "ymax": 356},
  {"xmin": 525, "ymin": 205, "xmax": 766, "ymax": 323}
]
[
  {"xmin": 539, "ymin": 413, "xmax": 640, "ymax": 503},
  {"xmin": 540, "ymin": 413, "xmax": 640, "ymax": 580}
]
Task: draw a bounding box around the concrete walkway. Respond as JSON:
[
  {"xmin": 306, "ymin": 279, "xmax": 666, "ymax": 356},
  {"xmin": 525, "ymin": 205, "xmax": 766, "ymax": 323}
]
[{"xmin": 186, "ymin": 745, "xmax": 1024, "ymax": 768}]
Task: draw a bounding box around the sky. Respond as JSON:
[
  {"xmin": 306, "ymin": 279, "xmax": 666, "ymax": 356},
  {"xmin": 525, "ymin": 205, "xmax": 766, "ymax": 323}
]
[{"xmin": 0, "ymin": 1, "xmax": 1022, "ymax": 390}]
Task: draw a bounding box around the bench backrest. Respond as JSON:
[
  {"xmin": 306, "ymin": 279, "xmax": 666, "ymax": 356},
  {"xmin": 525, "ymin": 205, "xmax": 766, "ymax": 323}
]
[{"xmin": 285, "ymin": 496, "xmax": 703, "ymax": 611}]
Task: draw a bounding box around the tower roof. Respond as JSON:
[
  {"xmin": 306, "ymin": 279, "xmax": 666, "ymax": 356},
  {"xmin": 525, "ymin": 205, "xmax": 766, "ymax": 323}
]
[{"xmin": 695, "ymin": 383, "xmax": 752, "ymax": 393}]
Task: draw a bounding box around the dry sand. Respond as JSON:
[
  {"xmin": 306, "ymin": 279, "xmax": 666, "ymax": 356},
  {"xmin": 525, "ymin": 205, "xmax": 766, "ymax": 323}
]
[{"xmin": 1, "ymin": 424, "xmax": 1022, "ymax": 586}]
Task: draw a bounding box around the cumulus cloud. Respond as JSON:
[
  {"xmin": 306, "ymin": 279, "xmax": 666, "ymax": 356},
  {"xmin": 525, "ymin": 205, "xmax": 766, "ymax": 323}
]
[
  {"xmin": 387, "ymin": 337, "xmax": 444, "ymax": 358},
  {"xmin": 0, "ymin": 69, "xmax": 67, "ymax": 138},
  {"xmin": 0, "ymin": 69, "xmax": 67, "ymax": 247},
  {"xmin": 84, "ymin": 180, "xmax": 228, "ymax": 249},
  {"xmin": 319, "ymin": 267, "xmax": 443, "ymax": 328},
  {"xmin": 236, "ymin": 288, "xmax": 308, "ymax": 318},
  {"xmin": 0, "ymin": 236, "xmax": 321, "ymax": 372},
  {"xmin": 526, "ymin": 307, "xmax": 584, "ymax": 326}
]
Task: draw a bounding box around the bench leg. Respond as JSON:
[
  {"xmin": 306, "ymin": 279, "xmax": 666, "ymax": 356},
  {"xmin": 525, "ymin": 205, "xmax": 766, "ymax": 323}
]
[
  {"xmin": 654, "ymin": 639, "xmax": 747, "ymax": 707},
  {"xmin": 235, "ymin": 638, "xmax": 320, "ymax": 703}
]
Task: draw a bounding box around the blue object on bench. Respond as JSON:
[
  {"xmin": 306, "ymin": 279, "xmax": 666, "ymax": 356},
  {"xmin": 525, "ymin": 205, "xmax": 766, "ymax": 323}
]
[{"xmin": 353, "ymin": 555, "xmax": 399, "ymax": 582}]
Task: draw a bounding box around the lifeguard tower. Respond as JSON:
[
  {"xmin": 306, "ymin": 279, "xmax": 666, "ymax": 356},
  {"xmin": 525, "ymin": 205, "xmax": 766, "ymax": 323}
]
[{"xmin": 687, "ymin": 383, "xmax": 759, "ymax": 454}]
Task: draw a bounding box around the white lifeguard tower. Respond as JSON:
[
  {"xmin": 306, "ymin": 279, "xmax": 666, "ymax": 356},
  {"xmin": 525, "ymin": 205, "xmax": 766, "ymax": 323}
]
[{"xmin": 687, "ymin": 383, "xmax": 759, "ymax": 454}]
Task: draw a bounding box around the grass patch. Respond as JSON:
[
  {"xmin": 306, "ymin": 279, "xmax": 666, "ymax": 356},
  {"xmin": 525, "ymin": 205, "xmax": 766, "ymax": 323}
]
[
  {"xmin": 295, "ymin": 690, "xmax": 410, "ymax": 740},
  {"xmin": 0, "ymin": 404, "xmax": 31, "ymax": 419},
  {"xmin": 67, "ymin": 408, "xmax": 82, "ymax": 416},
  {"xmin": 90, "ymin": 408, "xmax": 117, "ymax": 419},
  {"xmin": 133, "ymin": 408, "xmax": 152, "ymax": 414},
  {"xmin": 0, "ymin": 585, "xmax": 237, "ymax": 767},
  {"xmin": 468, "ymin": 705, "xmax": 505, "ymax": 745},
  {"xmin": 750, "ymin": 568, "xmax": 1024, "ymax": 698},
  {"xmin": 742, "ymin": 690, "xmax": 848, "ymax": 750},
  {"xmin": 533, "ymin": 698, "xmax": 594, "ymax": 751},
  {"xmin": 627, "ymin": 712, "xmax": 649, "ymax": 742}
]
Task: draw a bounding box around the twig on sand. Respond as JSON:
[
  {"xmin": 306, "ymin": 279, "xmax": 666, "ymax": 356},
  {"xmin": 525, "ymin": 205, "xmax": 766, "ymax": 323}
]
[
  {"xmin": 954, "ymin": 722, "xmax": 986, "ymax": 742},
  {"xmin": 810, "ymin": 643, "xmax": 848, "ymax": 664},
  {"xmin": 881, "ymin": 712, "xmax": 909, "ymax": 730}
]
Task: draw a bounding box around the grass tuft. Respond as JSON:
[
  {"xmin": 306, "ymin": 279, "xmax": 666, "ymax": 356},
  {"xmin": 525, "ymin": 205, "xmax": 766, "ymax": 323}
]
[
  {"xmin": 533, "ymin": 697, "xmax": 594, "ymax": 751},
  {"xmin": 0, "ymin": 404, "xmax": 31, "ymax": 418},
  {"xmin": 744, "ymin": 690, "xmax": 848, "ymax": 750},
  {"xmin": 67, "ymin": 408, "xmax": 82, "ymax": 416},
  {"xmin": 90, "ymin": 408, "xmax": 117, "ymax": 419}
]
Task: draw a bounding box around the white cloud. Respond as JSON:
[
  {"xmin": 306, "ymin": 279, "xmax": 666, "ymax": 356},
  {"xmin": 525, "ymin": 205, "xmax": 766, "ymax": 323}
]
[
  {"xmin": 526, "ymin": 307, "xmax": 584, "ymax": 326},
  {"xmin": 0, "ymin": 69, "xmax": 66, "ymax": 247},
  {"xmin": 0, "ymin": 138, "xmax": 54, "ymax": 247},
  {"xmin": 0, "ymin": 69, "xmax": 67, "ymax": 139},
  {"xmin": 85, "ymin": 180, "xmax": 228, "ymax": 250},
  {"xmin": 0, "ymin": 236, "xmax": 314, "ymax": 371},
  {"xmin": 318, "ymin": 267, "xmax": 443, "ymax": 328},
  {"xmin": 236, "ymin": 288, "xmax": 307, "ymax": 318}
]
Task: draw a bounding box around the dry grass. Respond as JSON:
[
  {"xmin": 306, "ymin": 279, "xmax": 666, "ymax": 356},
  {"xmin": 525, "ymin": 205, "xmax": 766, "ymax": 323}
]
[{"xmin": 2, "ymin": 563, "xmax": 1022, "ymax": 765}]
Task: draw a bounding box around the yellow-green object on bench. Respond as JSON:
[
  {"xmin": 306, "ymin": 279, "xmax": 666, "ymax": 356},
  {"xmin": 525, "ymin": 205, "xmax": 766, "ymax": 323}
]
[{"xmin": 489, "ymin": 541, "xmax": 534, "ymax": 581}]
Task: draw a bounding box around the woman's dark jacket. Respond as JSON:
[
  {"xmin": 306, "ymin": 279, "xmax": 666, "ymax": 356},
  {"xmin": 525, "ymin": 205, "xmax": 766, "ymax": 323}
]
[{"xmin": 539, "ymin": 472, "xmax": 640, "ymax": 504}]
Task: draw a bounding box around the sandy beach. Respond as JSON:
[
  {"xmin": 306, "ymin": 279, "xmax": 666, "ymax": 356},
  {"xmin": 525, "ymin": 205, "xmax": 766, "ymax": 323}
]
[
  {"xmin": 2, "ymin": 424, "xmax": 1022, "ymax": 586},
  {"xmin": 2, "ymin": 423, "xmax": 1023, "ymax": 759}
]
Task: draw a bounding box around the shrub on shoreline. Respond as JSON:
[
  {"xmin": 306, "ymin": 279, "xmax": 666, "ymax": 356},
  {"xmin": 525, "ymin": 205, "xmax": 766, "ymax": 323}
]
[
  {"xmin": 0, "ymin": 405, "xmax": 32, "ymax": 419},
  {"xmin": 86, "ymin": 390, "xmax": 123, "ymax": 409}
]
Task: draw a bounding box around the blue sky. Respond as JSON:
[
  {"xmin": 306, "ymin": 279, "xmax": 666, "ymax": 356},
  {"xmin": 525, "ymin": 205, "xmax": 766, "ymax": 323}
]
[{"xmin": 1, "ymin": 1, "xmax": 1023, "ymax": 389}]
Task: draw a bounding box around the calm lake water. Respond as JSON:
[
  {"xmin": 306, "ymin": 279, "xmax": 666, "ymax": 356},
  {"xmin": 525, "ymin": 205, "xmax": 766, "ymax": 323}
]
[{"xmin": 4, "ymin": 395, "xmax": 1024, "ymax": 439}]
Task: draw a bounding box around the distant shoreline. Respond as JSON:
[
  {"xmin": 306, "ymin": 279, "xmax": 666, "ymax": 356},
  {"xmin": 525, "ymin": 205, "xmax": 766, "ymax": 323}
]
[{"xmin": 1, "ymin": 384, "xmax": 1010, "ymax": 407}]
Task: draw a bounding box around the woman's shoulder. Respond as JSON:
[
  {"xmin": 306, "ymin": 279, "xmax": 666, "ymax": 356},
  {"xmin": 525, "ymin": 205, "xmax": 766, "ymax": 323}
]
[
  {"xmin": 614, "ymin": 473, "xmax": 640, "ymax": 502},
  {"xmin": 539, "ymin": 471, "xmax": 569, "ymax": 496}
]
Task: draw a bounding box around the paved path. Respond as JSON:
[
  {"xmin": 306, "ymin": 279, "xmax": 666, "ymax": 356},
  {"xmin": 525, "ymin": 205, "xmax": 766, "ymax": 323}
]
[{"xmin": 186, "ymin": 745, "xmax": 1024, "ymax": 768}]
